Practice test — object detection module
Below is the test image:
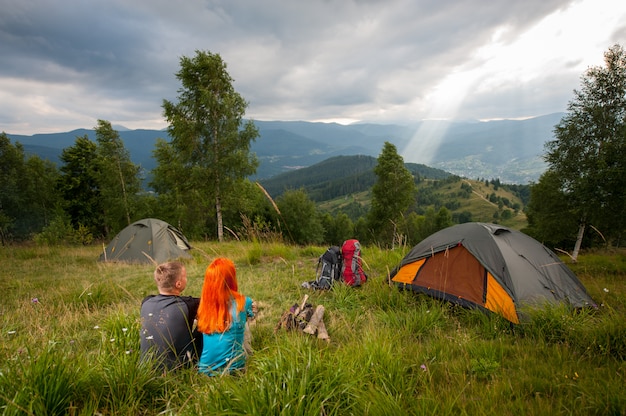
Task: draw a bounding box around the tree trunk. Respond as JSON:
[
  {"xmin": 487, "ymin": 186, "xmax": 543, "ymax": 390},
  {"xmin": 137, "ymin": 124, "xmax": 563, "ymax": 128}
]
[
  {"xmin": 213, "ymin": 124, "xmax": 224, "ymax": 242},
  {"xmin": 216, "ymin": 193, "xmax": 223, "ymax": 242},
  {"xmin": 572, "ymin": 222, "xmax": 585, "ymax": 262},
  {"xmin": 116, "ymin": 157, "xmax": 131, "ymax": 226}
]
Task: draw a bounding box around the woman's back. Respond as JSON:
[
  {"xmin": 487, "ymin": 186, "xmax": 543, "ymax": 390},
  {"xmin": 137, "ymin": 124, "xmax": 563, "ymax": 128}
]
[{"xmin": 198, "ymin": 296, "xmax": 253, "ymax": 374}]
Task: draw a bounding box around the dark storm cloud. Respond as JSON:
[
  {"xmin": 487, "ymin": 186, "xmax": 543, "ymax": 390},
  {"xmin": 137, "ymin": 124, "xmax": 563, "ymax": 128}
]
[{"xmin": 0, "ymin": 0, "xmax": 624, "ymax": 133}]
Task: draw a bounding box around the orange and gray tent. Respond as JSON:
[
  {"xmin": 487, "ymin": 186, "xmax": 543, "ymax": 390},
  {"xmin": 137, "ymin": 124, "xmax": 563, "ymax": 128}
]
[
  {"xmin": 390, "ymin": 223, "xmax": 595, "ymax": 323},
  {"xmin": 99, "ymin": 218, "xmax": 192, "ymax": 264}
]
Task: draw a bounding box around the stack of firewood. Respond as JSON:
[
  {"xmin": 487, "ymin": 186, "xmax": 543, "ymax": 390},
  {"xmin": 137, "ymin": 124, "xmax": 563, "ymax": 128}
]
[{"xmin": 275, "ymin": 294, "xmax": 330, "ymax": 342}]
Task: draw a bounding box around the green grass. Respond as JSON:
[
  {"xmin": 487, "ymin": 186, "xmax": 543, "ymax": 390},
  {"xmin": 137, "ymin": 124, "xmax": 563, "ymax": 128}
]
[{"xmin": 0, "ymin": 242, "xmax": 624, "ymax": 415}]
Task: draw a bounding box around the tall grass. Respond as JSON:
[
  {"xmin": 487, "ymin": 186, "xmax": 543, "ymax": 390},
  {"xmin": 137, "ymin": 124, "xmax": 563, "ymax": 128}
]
[{"xmin": 0, "ymin": 243, "xmax": 624, "ymax": 415}]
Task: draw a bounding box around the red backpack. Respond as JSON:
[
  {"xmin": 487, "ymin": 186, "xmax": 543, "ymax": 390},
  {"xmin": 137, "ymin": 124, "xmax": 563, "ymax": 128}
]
[{"xmin": 341, "ymin": 239, "xmax": 367, "ymax": 287}]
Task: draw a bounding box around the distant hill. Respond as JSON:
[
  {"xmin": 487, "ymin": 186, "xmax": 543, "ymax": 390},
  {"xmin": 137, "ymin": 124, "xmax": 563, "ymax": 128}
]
[
  {"xmin": 258, "ymin": 155, "xmax": 451, "ymax": 202},
  {"xmin": 5, "ymin": 113, "xmax": 563, "ymax": 184},
  {"xmin": 410, "ymin": 114, "xmax": 562, "ymax": 184},
  {"xmin": 258, "ymin": 155, "xmax": 527, "ymax": 228},
  {"xmin": 7, "ymin": 128, "xmax": 164, "ymax": 176}
]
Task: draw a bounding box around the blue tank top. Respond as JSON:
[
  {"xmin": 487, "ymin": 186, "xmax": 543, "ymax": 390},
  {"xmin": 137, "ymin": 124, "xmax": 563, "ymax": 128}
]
[{"xmin": 198, "ymin": 296, "xmax": 253, "ymax": 375}]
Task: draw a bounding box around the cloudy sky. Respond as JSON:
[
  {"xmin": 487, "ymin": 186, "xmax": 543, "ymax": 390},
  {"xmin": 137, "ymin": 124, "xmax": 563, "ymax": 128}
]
[{"xmin": 1, "ymin": 0, "xmax": 625, "ymax": 135}]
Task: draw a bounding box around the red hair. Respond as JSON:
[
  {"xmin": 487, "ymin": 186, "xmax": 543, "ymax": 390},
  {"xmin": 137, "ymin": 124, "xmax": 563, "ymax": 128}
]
[{"xmin": 196, "ymin": 258, "xmax": 246, "ymax": 334}]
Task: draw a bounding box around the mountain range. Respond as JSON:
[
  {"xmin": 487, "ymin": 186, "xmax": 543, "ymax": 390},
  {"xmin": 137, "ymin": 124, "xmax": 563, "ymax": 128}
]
[{"xmin": 5, "ymin": 113, "xmax": 563, "ymax": 184}]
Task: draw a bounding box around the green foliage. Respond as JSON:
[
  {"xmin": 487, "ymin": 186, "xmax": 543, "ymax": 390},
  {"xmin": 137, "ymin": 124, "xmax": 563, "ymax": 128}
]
[
  {"xmin": 368, "ymin": 142, "xmax": 416, "ymax": 245},
  {"xmin": 542, "ymin": 44, "xmax": 626, "ymax": 248},
  {"xmin": 160, "ymin": 50, "xmax": 259, "ymax": 241},
  {"xmin": 94, "ymin": 120, "xmax": 143, "ymax": 237},
  {"xmin": 525, "ymin": 170, "xmax": 579, "ymax": 247},
  {"xmin": 34, "ymin": 217, "xmax": 93, "ymax": 246},
  {"xmin": 57, "ymin": 135, "xmax": 103, "ymax": 237},
  {"xmin": 54, "ymin": 123, "xmax": 143, "ymax": 240},
  {"xmin": 401, "ymin": 207, "xmax": 453, "ymax": 246},
  {"xmin": 238, "ymin": 214, "xmax": 284, "ymax": 244},
  {"xmin": 453, "ymin": 210, "xmax": 473, "ymax": 224},
  {"xmin": 3, "ymin": 123, "xmax": 532, "ymax": 244},
  {"xmin": 225, "ymin": 180, "xmax": 279, "ymax": 242},
  {"xmin": 276, "ymin": 189, "xmax": 324, "ymax": 245},
  {"xmin": 0, "ymin": 133, "xmax": 61, "ymax": 242},
  {"xmin": 0, "ymin": 133, "xmax": 27, "ymax": 240},
  {"xmin": 321, "ymin": 212, "xmax": 354, "ymax": 245}
]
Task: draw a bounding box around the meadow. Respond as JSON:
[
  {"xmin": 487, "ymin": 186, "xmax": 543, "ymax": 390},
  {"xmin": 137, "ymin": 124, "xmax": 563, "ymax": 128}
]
[{"xmin": 0, "ymin": 241, "xmax": 624, "ymax": 415}]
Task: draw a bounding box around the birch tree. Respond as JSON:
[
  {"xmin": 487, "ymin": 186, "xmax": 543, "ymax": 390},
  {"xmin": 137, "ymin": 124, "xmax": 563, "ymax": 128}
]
[
  {"xmin": 160, "ymin": 51, "xmax": 259, "ymax": 241},
  {"xmin": 543, "ymin": 44, "xmax": 626, "ymax": 257}
]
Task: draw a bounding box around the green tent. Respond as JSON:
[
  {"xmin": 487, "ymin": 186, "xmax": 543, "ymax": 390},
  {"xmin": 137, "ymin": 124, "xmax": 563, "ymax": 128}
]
[
  {"xmin": 390, "ymin": 223, "xmax": 595, "ymax": 323},
  {"xmin": 99, "ymin": 218, "xmax": 192, "ymax": 264}
]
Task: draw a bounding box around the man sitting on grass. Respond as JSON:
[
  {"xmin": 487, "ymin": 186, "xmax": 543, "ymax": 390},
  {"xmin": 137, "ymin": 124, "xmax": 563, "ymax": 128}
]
[{"xmin": 140, "ymin": 261, "xmax": 202, "ymax": 371}]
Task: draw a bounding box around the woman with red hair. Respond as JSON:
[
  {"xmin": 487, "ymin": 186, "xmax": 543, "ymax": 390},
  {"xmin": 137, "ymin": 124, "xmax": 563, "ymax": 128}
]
[{"xmin": 197, "ymin": 257, "xmax": 255, "ymax": 374}]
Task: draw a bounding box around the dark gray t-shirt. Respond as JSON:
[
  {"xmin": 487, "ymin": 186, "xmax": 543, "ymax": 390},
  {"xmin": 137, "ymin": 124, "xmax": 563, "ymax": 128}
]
[{"xmin": 140, "ymin": 294, "xmax": 201, "ymax": 370}]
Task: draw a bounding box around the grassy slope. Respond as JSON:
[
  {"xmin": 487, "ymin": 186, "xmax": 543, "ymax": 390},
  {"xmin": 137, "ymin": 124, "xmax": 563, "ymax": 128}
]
[
  {"xmin": 439, "ymin": 178, "xmax": 528, "ymax": 228},
  {"xmin": 260, "ymin": 155, "xmax": 530, "ymax": 229},
  {"xmin": 0, "ymin": 242, "xmax": 624, "ymax": 415},
  {"xmin": 320, "ymin": 178, "xmax": 528, "ymax": 229}
]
